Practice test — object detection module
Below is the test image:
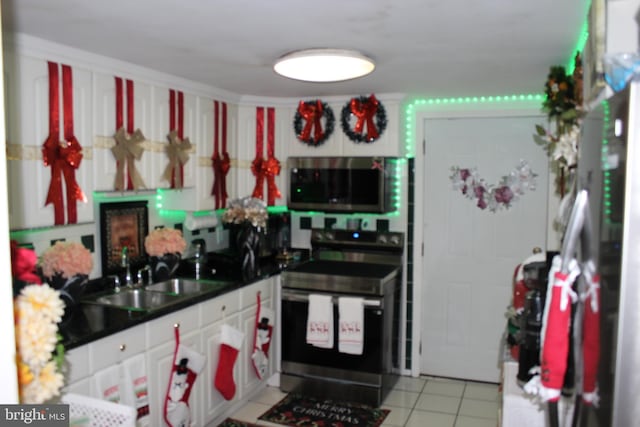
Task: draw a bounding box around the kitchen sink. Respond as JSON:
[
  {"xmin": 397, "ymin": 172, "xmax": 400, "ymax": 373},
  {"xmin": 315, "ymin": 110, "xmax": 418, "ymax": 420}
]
[
  {"xmin": 84, "ymin": 288, "xmax": 186, "ymax": 312},
  {"xmin": 144, "ymin": 278, "xmax": 230, "ymax": 296}
]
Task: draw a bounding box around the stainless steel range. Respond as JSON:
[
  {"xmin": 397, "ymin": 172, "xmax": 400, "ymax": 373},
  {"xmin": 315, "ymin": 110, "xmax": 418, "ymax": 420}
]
[{"xmin": 280, "ymin": 228, "xmax": 403, "ymax": 406}]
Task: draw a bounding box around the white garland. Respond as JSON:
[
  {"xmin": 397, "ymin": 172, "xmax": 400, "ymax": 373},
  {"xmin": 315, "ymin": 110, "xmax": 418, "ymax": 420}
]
[{"xmin": 450, "ymin": 160, "xmax": 538, "ymax": 212}]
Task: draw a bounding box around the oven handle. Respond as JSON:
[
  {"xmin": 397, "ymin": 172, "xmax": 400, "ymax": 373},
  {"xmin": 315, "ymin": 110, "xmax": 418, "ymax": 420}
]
[{"xmin": 281, "ymin": 288, "xmax": 382, "ymax": 307}]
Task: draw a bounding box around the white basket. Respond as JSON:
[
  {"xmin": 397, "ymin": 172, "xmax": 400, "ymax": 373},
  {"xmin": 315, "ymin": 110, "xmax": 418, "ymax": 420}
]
[{"xmin": 62, "ymin": 393, "xmax": 137, "ymax": 427}]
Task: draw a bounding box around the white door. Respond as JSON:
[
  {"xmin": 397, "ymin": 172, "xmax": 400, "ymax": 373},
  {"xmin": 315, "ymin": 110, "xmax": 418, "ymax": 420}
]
[{"xmin": 420, "ymin": 115, "xmax": 549, "ymax": 382}]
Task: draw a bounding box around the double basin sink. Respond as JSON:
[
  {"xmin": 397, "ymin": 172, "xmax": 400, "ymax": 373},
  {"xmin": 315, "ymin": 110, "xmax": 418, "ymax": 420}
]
[{"xmin": 82, "ymin": 278, "xmax": 232, "ymax": 313}]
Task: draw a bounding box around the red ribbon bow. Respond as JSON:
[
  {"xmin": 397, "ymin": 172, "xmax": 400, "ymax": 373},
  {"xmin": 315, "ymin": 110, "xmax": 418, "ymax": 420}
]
[
  {"xmin": 350, "ymin": 95, "xmax": 380, "ymax": 141},
  {"xmin": 263, "ymin": 156, "xmax": 282, "ymax": 206},
  {"xmin": 297, "ymin": 100, "xmax": 324, "ymax": 143},
  {"xmin": 251, "ymin": 107, "xmax": 281, "ymax": 204},
  {"xmin": 212, "ymin": 101, "xmax": 230, "ymax": 208},
  {"xmin": 42, "ymin": 62, "xmax": 86, "ymax": 225}
]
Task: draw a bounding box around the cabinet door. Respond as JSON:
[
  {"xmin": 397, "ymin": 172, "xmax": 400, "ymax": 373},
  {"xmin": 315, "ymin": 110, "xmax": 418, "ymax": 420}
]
[
  {"xmin": 6, "ymin": 55, "xmax": 94, "ymax": 228},
  {"xmin": 64, "ymin": 344, "xmax": 91, "ymax": 386},
  {"xmin": 151, "ymin": 87, "xmax": 197, "ymax": 190},
  {"xmin": 201, "ymin": 314, "xmax": 241, "ymax": 425},
  {"xmin": 146, "ymin": 328, "xmax": 203, "ymax": 427},
  {"xmin": 93, "ymin": 74, "xmax": 156, "ymax": 192}
]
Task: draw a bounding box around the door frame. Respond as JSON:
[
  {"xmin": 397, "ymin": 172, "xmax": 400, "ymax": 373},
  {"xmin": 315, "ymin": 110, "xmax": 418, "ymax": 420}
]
[{"xmin": 408, "ymin": 96, "xmax": 555, "ymax": 377}]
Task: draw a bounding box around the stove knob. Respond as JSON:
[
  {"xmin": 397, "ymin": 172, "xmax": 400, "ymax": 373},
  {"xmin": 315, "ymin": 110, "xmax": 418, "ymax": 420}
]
[
  {"xmin": 378, "ymin": 235, "xmax": 388, "ymax": 244},
  {"xmin": 325, "ymin": 231, "xmax": 335, "ymax": 241},
  {"xmin": 390, "ymin": 235, "xmax": 401, "ymax": 246},
  {"xmin": 312, "ymin": 231, "xmax": 323, "ymax": 241}
]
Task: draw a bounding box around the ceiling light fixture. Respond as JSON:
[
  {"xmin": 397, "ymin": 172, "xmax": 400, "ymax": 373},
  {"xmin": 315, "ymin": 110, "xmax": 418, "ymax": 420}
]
[{"xmin": 273, "ymin": 48, "xmax": 375, "ymax": 82}]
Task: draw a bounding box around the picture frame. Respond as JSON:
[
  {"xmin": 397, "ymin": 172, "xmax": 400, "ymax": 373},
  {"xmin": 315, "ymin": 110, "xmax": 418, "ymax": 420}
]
[{"xmin": 99, "ymin": 200, "xmax": 149, "ymax": 277}]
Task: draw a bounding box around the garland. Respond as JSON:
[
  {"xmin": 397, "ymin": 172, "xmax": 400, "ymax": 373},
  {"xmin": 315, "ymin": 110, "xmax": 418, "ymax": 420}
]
[
  {"xmin": 341, "ymin": 94, "xmax": 387, "ymax": 143},
  {"xmin": 450, "ymin": 160, "xmax": 537, "ymax": 212},
  {"xmin": 293, "ymin": 100, "xmax": 334, "ymax": 146}
]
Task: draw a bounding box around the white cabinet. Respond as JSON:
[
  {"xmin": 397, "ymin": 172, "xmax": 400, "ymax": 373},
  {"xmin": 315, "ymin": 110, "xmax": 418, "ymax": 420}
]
[
  {"xmin": 92, "ymin": 73, "xmax": 154, "ymax": 192},
  {"xmin": 5, "ymin": 53, "xmax": 94, "ymax": 228},
  {"xmin": 62, "ymin": 278, "xmax": 278, "ymax": 426},
  {"xmin": 147, "ymin": 327, "xmax": 203, "ymax": 427}
]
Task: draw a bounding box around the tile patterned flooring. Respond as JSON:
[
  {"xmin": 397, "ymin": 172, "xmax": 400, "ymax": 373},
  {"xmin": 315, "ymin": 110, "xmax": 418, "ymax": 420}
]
[{"xmin": 227, "ymin": 376, "xmax": 500, "ymax": 427}]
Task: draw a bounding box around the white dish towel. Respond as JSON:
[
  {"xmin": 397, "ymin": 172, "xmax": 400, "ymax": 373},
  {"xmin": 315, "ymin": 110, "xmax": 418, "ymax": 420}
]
[
  {"xmin": 338, "ymin": 297, "xmax": 365, "ymax": 355},
  {"xmin": 306, "ymin": 294, "xmax": 333, "ymax": 348}
]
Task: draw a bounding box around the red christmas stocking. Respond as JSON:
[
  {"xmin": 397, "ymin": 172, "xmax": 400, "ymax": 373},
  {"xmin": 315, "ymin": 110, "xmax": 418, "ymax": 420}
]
[
  {"xmin": 163, "ymin": 328, "xmax": 206, "ymax": 427},
  {"xmin": 252, "ymin": 292, "xmax": 274, "ymax": 379},
  {"xmin": 214, "ymin": 324, "xmax": 244, "ymax": 400}
]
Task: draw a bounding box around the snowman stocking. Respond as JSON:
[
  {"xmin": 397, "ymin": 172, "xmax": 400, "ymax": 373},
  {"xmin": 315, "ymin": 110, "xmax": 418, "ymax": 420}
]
[
  {"xmin": 251, "ymin": 292, "xmax": 274, "ymax": 379},
  {"xmin": 163, "ymin": 328, "xmax": 206, "ymax": 427},
  {"xmin": 214, "ymin": 324, "xmax": 244, "ymax": 400}
]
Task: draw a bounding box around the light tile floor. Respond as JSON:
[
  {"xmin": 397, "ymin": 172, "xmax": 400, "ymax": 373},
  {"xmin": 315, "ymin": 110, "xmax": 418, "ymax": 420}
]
[{"xmin": 226, "ymin": 376, "xmax": 500, "ymax": 427}]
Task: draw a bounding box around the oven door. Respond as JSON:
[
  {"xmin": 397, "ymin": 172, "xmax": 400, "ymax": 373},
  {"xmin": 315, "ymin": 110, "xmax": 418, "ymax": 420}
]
[{"xmin": 280, "ymin": 288, "xmax": 385, "ymax": 373}]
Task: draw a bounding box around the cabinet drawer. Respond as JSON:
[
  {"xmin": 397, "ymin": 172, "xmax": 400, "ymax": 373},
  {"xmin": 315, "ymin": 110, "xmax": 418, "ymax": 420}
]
[
  {"xmin": 146, "ymin": 306, "xmax": 199, "ymax": 348},
  {"xmin": 200, "ymin": 291, "xmax": 239, "ymax": 325},
  {"xmin": 89, "ymin": 324, "xmax": 146, "ymax": 372}
]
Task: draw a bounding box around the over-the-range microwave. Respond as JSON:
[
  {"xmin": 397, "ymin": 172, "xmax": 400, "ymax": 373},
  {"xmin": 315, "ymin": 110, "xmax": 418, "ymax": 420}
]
[{"xmin": 287, "ymin": 156, "xmax": 397, "ymax": 213}]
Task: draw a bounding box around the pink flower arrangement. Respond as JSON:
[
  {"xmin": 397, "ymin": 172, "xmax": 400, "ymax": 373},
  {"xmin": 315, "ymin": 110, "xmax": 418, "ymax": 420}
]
[
  {"xmin": 144, "ymin": 228, "xmax": 187, "ymax": 257},
  {"xmin": 40, "ymin": 241, "xmax": 93, "ymax": 279}
]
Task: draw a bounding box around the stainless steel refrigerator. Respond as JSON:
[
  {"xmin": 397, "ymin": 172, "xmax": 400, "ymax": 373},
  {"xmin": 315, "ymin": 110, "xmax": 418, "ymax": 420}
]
[{"xmin": 572, "ymin": 79, "xmax": 640, "ymax": 426}]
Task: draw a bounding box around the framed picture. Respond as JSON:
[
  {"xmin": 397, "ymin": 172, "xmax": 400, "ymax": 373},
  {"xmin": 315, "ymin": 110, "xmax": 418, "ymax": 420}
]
[{"xmin": 99, "ymin": 200, "xmax": 149, "ymax": 276}]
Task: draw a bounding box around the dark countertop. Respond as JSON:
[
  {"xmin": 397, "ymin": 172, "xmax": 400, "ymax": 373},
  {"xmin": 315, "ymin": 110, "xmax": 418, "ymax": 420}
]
[{"xmin": 60, "ymin": 250, "xmax": 308, "ymax": 350}]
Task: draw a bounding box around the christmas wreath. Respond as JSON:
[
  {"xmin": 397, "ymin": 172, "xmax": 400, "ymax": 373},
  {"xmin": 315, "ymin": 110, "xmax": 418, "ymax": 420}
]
[
  {"xmin": 341, "ymin": 94, "xmax": 387, "ymax": 143},
  {"xmin": 293, "ymin": 100, "xmax": 334, "ymax": 146}
]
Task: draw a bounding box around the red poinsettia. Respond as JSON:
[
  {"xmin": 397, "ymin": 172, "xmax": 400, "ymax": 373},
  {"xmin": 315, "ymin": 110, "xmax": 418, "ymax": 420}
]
[{"xmin": 11, "ymin": 240, "xmax": 42, "ymax": 284}]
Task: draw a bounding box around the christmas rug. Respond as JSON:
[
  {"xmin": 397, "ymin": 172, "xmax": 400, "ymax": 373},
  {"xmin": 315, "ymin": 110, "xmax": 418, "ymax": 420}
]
[
  {"xmin": 258, "ymin": 393, "xmax": 390, "ymax": 427},
  {"xmin": 216, "ymin": 418, "xmax": 259, "ymax": 427}
]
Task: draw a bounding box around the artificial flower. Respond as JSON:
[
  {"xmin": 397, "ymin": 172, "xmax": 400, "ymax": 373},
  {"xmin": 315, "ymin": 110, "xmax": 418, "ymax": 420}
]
[
  {"xmin": 14, "ymin": 283, "xmax": 65, "ymax": 404},
  {"xmin": 10, "ymin": 241, "xmax": 41, "ymax": 284},
  {"xmin": 450, "ymin": 160, "xmax": 537, "ymax": 212},
  {"xmin": 222, "ymin": 196, "xmax": 268, "ymax": 228},
  {"xmin": 40, "ymin": 241, "xmax": 93, "ymax": 279},
  {"xmin": 144, "ymin": 227, "xmax": 187, "ymax": 257}
]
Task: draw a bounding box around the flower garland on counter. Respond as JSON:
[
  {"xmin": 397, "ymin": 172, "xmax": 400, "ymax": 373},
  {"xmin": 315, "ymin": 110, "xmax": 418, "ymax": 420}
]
[
  {"xmin": 294, "ymin": 100, "xmax": 335, "ymax": 146},
  {"xmin": 450, "ymin": 160, "xmax": 538, "ymax": 212},
  {"xmin": 341, "ymin": 94, "xmax": 387, "ymax": 143}
]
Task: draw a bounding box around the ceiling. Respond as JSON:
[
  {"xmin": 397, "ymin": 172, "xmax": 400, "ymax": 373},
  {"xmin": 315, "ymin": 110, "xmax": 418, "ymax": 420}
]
[{"xmin": 1, "ymin": 0, "xmax": 588, "ymax": 99}]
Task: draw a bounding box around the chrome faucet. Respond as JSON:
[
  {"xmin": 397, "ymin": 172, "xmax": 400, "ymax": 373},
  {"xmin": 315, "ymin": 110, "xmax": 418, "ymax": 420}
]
[
  {"xmin": 137, "ymin": 264, "xmax": 152, "ymax": 286},
  {"xmin": 107, "ymin": 274, "xmax": 121, "ymax": 293},
  {"xmin": 121, "ymin": 246, "xmax": 133, "ymax": 287},
  {"xmin": 192, "ymin": 242, "xmax": 205, "ymax": 279}
]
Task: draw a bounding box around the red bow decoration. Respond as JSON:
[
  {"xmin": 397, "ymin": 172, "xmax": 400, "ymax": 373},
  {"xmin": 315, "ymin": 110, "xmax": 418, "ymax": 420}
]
[
  {"xmin": 263, "ymin": 156, "xmax": 282, "ymax": 206},
  {"xmin": 10, "ymin": 241, "xmax": 42, "ymax": 285},
  {"xmin": 297, "ymin": 100, "xmax": 324, "ymax": 142},
  {"xmin": 350, "ymin": 94, "xmax": 380, "ymax": 141},
  {"xmin": 212, "ymin": 151, "xmax": 231, "ymax": 206},
  {"xmin": 42, "ymin": 62, "xmax": 86, "ymax": 225},
  {"xmin": 212, "ymin": 101, "xmax": 230, "ymax": 208},
  {"xmin": 251, "ymin": 107, "xmax": 281, "ymax": 204},
  {"xmin": 251, "ymin": 156, "xmax": 265, "ymax": 200}
]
